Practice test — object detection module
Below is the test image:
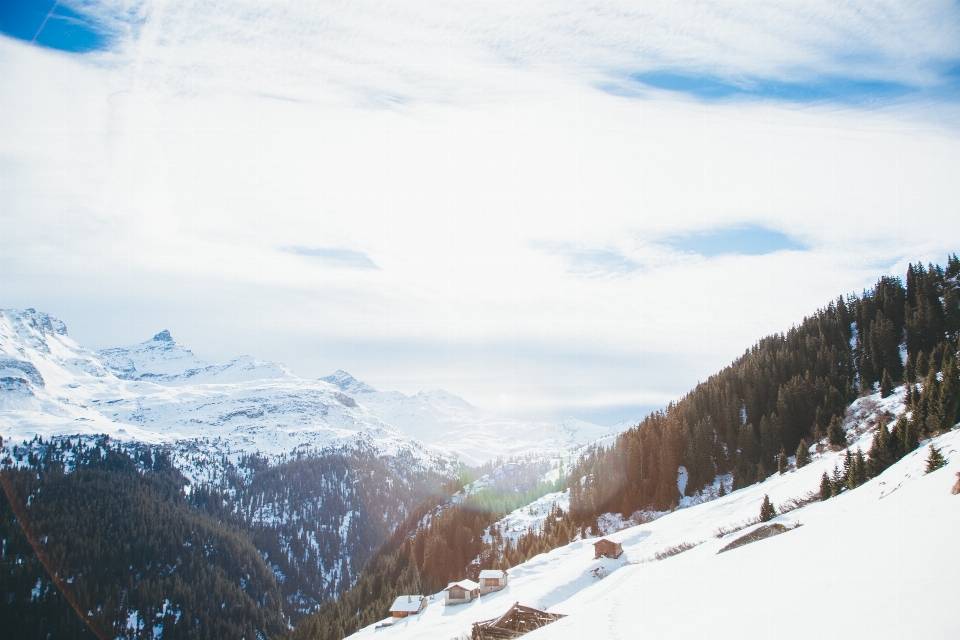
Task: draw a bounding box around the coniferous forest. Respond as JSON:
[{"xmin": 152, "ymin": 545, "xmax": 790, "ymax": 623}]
[{"xmin": 2, "ymin": 257, "xmax": 959, "ymax": 640}]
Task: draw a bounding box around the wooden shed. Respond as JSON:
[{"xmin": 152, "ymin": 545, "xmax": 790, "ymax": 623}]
[
  {"xmin": 592, "ymin": 538, "xmax": 623, "ymax": 559},
  {"xmin": 444, "ymin": 579, "xmax": 480, "ymax": 605},
  {"xmin": 472, "ymin": 602, "xmax": 566, "ymax": 639},
  {"xmin": 389, "ymin": 595, "xmax": 428, "ymax": 618},
  {"xmin": 478, "ymin": 569, "xmax": 509, "ymax": 596}
]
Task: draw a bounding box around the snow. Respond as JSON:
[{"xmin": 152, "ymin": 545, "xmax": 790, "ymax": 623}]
[
  {"xmin": 0, "ymin": 309, "xmax": 444, "ymax": 478},
  {"xmin": 389, "ymin": 595, "xmax": 425, "ymax": 613},
  {"xmin": 484, "ymin": 491, "xmax": 570, "ymax": 546},
  {"xmin": 346, "ymin": 389, "xmax": 960, "ymax": 640},
  {"xmin": 0, "ymin": 309, "xmax": 627, "ymax": 476},
  {"xmin": 327, "ymin": 376, "xmax": 626, "ymax": 466}
]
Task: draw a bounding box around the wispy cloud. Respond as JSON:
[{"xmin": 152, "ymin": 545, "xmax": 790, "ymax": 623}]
[
  {"xmin": 25, "ymin": 1, "xmax": 960, "ymax": 110},
  {"xmin": 286, "ymin": 247, "xmax": 379, "ymax": 270}
]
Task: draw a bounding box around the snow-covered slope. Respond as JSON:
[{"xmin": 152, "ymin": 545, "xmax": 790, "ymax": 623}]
[
  {"xmin": 346, "ymin": 389, "xmax": 960, "ymax": 639},
  {"xmin": 322, "ymin": 370, "xmax": 622, "ymax": 465}
]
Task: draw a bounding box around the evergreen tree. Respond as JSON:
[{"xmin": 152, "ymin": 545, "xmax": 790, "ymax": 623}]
[
  {"xmin": 734, "ymin": 424, "xmax": 760, "ymax": 489},
  {"xmin": 759, "ymin": 495, "xmax": 776, "ymax": 522},
  {"xmin": 777, "ymin": 445, "xmax": 788, "ymax": 475},
  {"xmin": 867, "ymin": 420, "xmax": 893, "ymax": 477},
  {"xmin": 820, "ymin": 472, "xmax": 832, "ymax": 501},
  {"xmin": 880, "ymin": 369, "xmax": 894, "ymax": 398},
  {"xmin": 828, "ymin": 415, "xmax": 846, "ymax": 447},
  {"xmin": 925, "ymin": 444, "xmax": 946, "ymax": 473},
  {"xmin": 937, "ymin": 353, "xmax": 959, "ymax": 431},
  {"xmin": 900, "ymin": 414, "xmax": 919, "ymax": 454},
  {"xmin": 795, "ymin": 439, "xmax": 810, "ymax": 468},
  {"xmin": 831, "ymin": 464, "xmax": 845, "ymax": 495}
]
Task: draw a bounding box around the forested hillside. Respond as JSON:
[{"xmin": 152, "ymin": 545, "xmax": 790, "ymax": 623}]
[
  {"xmin": 289, "ymin": 256, "xmax": 960, "ymax": 640},
  {"xmin": 564, "ymin": 257, "xmax": 959, "ymax": 527},
  {"xmin": 0, "ymin": 439, "xmax": 451, "ymax": 638}
]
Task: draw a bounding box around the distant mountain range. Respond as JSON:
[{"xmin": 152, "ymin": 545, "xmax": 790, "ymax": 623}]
[{"xmin": 0, "ymin": 308, "xmax": 629, "ymax": 469}]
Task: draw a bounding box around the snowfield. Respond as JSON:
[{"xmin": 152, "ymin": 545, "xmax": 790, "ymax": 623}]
[{"xmin": 347, "ymin": 392, "xmax": 960, "ymax": 640}]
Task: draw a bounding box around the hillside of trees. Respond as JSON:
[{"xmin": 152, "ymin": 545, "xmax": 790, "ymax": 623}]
[
  {"xmin": 0, "ymin": 439, "xmax": 452, "ymax": 638},
  {"xmin": 288, "ymin": 256, "xmax": 960, "ymax": 640}
]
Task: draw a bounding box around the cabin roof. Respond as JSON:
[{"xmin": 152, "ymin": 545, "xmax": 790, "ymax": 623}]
[
  {"xmin": 445, "ymin": 579, "xmax": 479, "ymax": 591},
  {"xmin": 389, "ymin": 595, "xmax": 425, "ymax": 612},
  {"xmin": 478, "ymin": 569, "xmax": 507, "ymax": 579},
  {"xmin": 593, "ymin": 538, "xmax": 619, "ymax": 546}
]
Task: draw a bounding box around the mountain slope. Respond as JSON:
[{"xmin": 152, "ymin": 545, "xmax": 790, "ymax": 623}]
[
  {"xmin": 342, "ymin": 389, "xmax": 960, "ymax": 639},
  {"xmin": 321, "ymin": 370, "xmax": 619, "ymax": 466}
]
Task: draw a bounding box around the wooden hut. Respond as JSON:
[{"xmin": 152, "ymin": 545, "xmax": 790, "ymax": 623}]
[
  {"xmin": 389, "ymin": 595, "xmax": 428, "ymax": 618},
  {"xmin": 478, "ymin": 569, "xmax": 509, "ymax": 596},
  {"xmin": 444, "ymin": 579, "xmax": 480, "ymax": 605},
  {"xmin": 472, "ymin": 602, "xmax": 566, "ymax": 639},
  {"xmin": 592, "ymin": 538, "xmax": 623, "ymax": 559}
]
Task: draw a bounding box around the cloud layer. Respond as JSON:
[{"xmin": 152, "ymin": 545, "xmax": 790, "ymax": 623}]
[{"xmin": 2, "ymin": 1, "xmax": 960, "ymax": 424}]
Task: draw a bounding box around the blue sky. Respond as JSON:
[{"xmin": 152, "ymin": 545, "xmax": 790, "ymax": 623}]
[
  {"xmin": 1, "ymin": 1, "xmax": 959, "ymax": 425},
  {"xmin": 0, "ymin": 0, "xmax": 111, "ymax": 52}
]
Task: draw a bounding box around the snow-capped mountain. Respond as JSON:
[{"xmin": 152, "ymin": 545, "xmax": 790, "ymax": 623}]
[
  {"xmin": 321, "ymin": 370, "xmax": 623, "ymax": 466},
  {"xmin": 345, "ymin": 388, "xmax": 960, "ymax": 639},
  {"xmin": 98, "ymin": 329, "xmax": 296, "ymax": 384},
  {"xmin": 0, "ymin": 309, "xmax": 624, "ymax": 473},
  {"xmin": 0, "ymin": 309, "xmax": 442, "ymax": 475}
]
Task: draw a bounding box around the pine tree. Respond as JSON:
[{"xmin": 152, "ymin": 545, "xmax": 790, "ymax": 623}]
[
  {"xmin": 777, "ymin": 445, "xmax": 788, "ymax": 475},
  {"xmin": 904, "ymin": 356, "xmax": 916, "ymax": 384},
  {"xmin": 718, "ymin": 479, "xmax": 726, "ymax": 497},
  {"xmin": 937, "ymin": 353, "xmax": 959, "ymax": 431},
  {"xmin": 851, "ymin": 449, "xmax": 867, "ymax": 488},
  {"xmin": 828, "ymin": 415, "xmax": 846, "ymax": 448},
  {"xmin": 759, "ymin": 495, "xmax": 776, "ymax": 522},
  {"xmin": 831, "ymin": 464, "xmax": 845, "ymax": 495},
  {"xmin": 819, "ymin": 472, "xmax": 832, "ymax": 501},
  {"xmin": 925, "ymin": 444, "xmax": 946, "ymax": 473},
  {"xmin": 880, "ymin": 369, "xmax": 894, "ymax": 398},
  {"xmin": 867, "ymin": 420, "xmax": 892, "ymax": 477},
  {"xmin": 795, "ymin": 439, "xmax": 810, "ymax": 468}
]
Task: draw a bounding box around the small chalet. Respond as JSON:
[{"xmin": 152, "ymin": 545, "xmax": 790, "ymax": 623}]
[
  {"xmin": 478, "ymin": 569, "xmax": 509, "ymax": 596},
  {"xmin": 389, "ymin": 595, "xmax": 428, "ymax": 618},
  {"xmin": 592, "ymin": 538, "xmax": 623, "ymax": 560},
  {"xmin": 444, "ymin": 579, "xmax": 480, "ymax": 606},
  {"xmin": 472, "ymin": 602, "xmax": 566, "ymax": 639}
]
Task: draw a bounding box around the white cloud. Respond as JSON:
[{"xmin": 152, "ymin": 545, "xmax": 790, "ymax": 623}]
[{"xmin": 2, "ymin": 1, "xmax": 960, "ymax": 423}]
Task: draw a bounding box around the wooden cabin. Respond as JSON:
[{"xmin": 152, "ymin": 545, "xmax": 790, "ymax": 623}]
[
  {"xmin": 478, "ymin": 569, "xmax": 509, "ymax": 596},
  {"xmin": 592, "ymin": 538, "xmax": 623, "ymax": 559},
  {"xmin": 444, "ymin": 579, "xmax": 480, "ymax": 605},
  {"xmin": 389, "ymin": 595, "xmax": 428, "ymax": 618},
  {"xmin": 472, "ymin": 602, "xmax": 566, "ymax": 639}
]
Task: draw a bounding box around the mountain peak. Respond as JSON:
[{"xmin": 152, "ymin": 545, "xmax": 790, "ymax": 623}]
[
  {"xmin": 320, "ymin": 370, "xmax": 377, "ymax": 394},
  {"xmin": 153, "ymin": 329, "xmax": 174, "ymax": 342}
]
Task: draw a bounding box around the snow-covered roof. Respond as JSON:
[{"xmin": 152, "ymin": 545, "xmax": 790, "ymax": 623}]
[
  {"xmin": 478, "ymin": 570, "xmax": 507, "ymax": 579},
  {"xmin": 445, "ymin": 580, "xmax": 479, "ymax": 591},
  {"xmin": 389, "ymin": 595, "xmax": 425, "ymax": 613}
]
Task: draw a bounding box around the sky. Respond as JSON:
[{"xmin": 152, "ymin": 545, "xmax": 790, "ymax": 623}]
[{"xmin": 2, "ymin": 1, "xmax": 960, "ymax": 425}]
